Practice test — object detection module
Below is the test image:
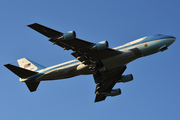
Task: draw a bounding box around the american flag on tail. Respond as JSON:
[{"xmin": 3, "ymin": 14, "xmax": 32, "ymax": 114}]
[{"xmin": 24, "ymin": 63, "xmax": 31, "ymax": 68}]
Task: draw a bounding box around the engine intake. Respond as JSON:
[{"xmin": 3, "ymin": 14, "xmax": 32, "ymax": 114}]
[
  {"xmin": 117, "ymin": 74, "xmax": 133, "ymax": 83},
  {"xmin": 107, "ymin": 88, "xmax": 121, "ymax": 97},
  {"xmin": 58, "ymin": 31, "xmax": 76, "ymax": 40},
  {"xmin": 92, "ymin": 41, "xmax": 109, "ymax": 50}
]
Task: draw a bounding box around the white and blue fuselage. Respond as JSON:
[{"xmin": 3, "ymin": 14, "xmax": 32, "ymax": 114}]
[{"xmin": 20, "ymin": 34, "xmax": 176, "ymax": 82}]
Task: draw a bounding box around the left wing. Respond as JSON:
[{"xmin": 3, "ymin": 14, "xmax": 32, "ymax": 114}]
[{"xmin": 27, "ymin": 23, "xmax": 123, "ymax": 66}]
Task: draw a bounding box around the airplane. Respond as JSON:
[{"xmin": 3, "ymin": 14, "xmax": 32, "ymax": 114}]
[{"xmin": 4, "ymin": 23, "xmax": 176, "ymax": 102}]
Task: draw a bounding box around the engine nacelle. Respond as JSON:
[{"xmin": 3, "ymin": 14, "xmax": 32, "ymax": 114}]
[
  {"xmin": 117, "ymin": 74, "xmax": 133, "ymax": 83},
  {"xmin": 107, "ymin": 88, "xmax": 121, "ymax": 97},
  {"xmin": 58, "ymin": 31, "xmax": 76, "ymax": 40},
  {"xmin": 92, "ymin": 41, "xmax": 109, "ymax": 50}
]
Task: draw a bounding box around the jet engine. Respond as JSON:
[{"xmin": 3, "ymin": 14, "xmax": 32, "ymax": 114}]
[
  {"xmin": 117, "ymin": 74, "xmax": 133, "ymax": 83},
  {"xmin": 107, "ymin": 88, "xmax": 121, "ymax": 97},
  {"xmin": 58, "ymin": 31, "xmax": 76, "ymax": 40},
  {"xmin": 91, "ymin": 41, "xmax": 109, "ymax": 50}
]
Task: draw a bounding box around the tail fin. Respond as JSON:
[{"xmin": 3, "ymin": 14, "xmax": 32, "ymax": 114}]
[{"xmin": 17, "ymin": 58, "xmax": 45, "ymax": 71}]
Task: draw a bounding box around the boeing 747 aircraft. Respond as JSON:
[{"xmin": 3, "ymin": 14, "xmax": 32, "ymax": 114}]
[{"xmin": 4, "ymin": 23, "xmax": 176, "ymax": 102}]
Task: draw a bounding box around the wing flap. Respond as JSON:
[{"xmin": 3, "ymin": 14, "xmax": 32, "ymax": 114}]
[{"xmin": 49, "ymin": 37, "xmax": 93, "ymax": 50}]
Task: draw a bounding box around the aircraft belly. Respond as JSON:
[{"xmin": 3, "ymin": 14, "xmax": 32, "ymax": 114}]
[{"xmin": 37, "ymin": 65, "xmax": 79, "ymax": 81}]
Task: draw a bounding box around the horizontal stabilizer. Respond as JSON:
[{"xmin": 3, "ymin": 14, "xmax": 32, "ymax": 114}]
[
  {"xmin": 4, "ymin": 64, "xmax": 38, "ymax": 78},
  {"xmin": 25, "ymin": 81, "xmax": 40, "ymax": 92}
]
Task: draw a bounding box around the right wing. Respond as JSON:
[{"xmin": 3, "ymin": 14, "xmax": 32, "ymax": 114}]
[{"xmin": 94, "ymin": 65, "xmax": 127, "ymax": 102}]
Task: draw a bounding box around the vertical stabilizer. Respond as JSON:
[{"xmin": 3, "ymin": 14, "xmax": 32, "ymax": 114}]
[{"xmin": 17, "ymin": 58, "xmax": 45, "ymax": 71}]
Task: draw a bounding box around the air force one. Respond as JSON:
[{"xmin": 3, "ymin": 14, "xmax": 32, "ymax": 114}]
[{"xmin": 4, "ymin": 23, "xmax": 176, "ymax": 102}]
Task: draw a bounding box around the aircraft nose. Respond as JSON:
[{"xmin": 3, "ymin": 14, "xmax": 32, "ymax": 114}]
[
  {"xmin": 169, "ymin": 35, "xmax": 176, "ymax": 39},
  {"xmin": 165, "ymin": 35, "xmax": 176, "ymax": 47},
  {"xmin": 169, "ymin": 35, "xmax": 176, "ymax": 43}
]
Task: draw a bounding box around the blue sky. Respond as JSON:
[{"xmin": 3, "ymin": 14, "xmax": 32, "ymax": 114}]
[{"xmin": 1, "ymin": 0, "xmax": 180, "ymax": 120}]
